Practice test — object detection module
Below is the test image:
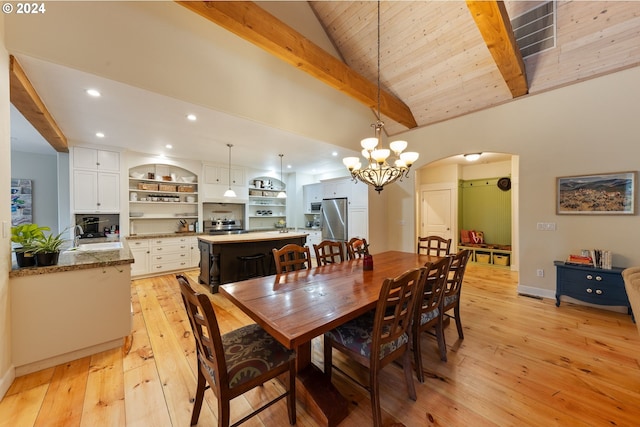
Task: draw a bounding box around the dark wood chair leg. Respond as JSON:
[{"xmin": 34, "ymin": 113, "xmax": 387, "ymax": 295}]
[
  {"xmin": 454, "ymin": 303, "xmax": 464, "ymax": 339},
  {"xmin": 370, "ymin": 369, "xmax": 383, "ymax": 427},
  {"xmin": 402, "ymin": 350, "xmax": 417, "ymax": 401},
  {"xmin": 436, "ymin": 315, "xmax": 448, "ymax": 362},
  {"xmin": 191, "ymin": 366, "xmax": 206, "ymax": 426},
  {"xmin": 413, "ymin": 329, "xmax": 424, "ymax": 383}
]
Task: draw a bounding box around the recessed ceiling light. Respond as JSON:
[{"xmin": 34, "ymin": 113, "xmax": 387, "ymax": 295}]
[
  {"xmin": 165, "ymin": 144, "xmax": 173, "ymax": 149},
  {"xmin": 287, "ymin": 164, "xmax": 292, "ymax": 169},
  {"xmin": 86, "ymin": 89, "xmax": 101, "ymax": 97},
  {"xmin": 186, "ymin": 114, "xmax": 197, "ymax": 121},
  {"xmin": 95, "ymin": 132, "xmax": 105, "ymax": 138},
  {"xmin": 332, "ymin": 151, "xmax": 338, "ymax": 156}
]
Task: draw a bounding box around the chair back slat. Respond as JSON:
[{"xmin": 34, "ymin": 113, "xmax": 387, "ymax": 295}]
[
  {"xmin": 314, "ymin": 240, "xmax": 345, "ymax": 265},
  {"xmin": 177, "ymin": 274, "xmax": 227, "ymax": 387},
  {"xmin": 417, "ymin": 235, "xmax": 451, "ymax": 256},
  {"xmin": 272, "ymin": 243, "xmax": 312, "ymax": 274},
  {"xmin": 372, "ymin": 267, "xmax": 425, "ymax": 362},
  {"xmin": 346, "ymin": 237, "xmax": 369, "ymax": 259},
  {"xmin": 416, "ymin": 256, "xmax": 452, "ymax": 321},
  {"xmin": 445, "ymin": 249, "xmax": 471, "ymax": 300}
]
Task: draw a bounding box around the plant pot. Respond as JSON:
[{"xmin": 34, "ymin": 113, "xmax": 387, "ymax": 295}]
[
  {"xmin": 15, "ymin": 251, "xmax": 36, "ymax": 268},
  {"xmin": 36, "ymin": 252, "xmax": 60, "ymax": 267}
]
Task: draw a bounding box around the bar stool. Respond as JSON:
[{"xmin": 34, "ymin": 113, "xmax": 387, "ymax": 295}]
[{"xmin": 237, "ymin": 253, "xmax": 266, "ymax": 279}]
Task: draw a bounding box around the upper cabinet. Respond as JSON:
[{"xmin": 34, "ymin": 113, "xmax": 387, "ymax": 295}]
[
  {"xmin": 73, "ymin": 146, "xmax": 120, "ymax": 172},
  {"xmin": 71, "ymin": 147, "xmax": 121, "ymax": 213},
  {"xmin": 322, "ymin": 178, "xmax": 352, "ymax": 199},
  {"xmin": 202, "ymin": 163, "xmax": 247, "ymax": 201},
  {"xmin": 303, "ymin": 183, "xmax": 322, "ymax": 214}
]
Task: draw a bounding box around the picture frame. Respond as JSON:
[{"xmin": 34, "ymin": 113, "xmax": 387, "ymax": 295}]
[{"xmin": 556, "ymin": 171, "xmax": 636, "ymax": 215}]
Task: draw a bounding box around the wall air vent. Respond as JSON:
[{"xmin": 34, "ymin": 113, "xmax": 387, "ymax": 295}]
[{"xmin": 511, "ymin": 1, "xmax": 556, "ymax": 58}]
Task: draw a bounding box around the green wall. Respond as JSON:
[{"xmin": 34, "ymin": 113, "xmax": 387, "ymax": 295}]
[{"xmin": 460, "ymin": 177, "xmax": 511, "ymax": 245}]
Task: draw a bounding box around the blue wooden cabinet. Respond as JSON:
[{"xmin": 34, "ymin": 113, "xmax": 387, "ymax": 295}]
[{"xmin": 554, "ymin": 261, "xmax": 633, "ymax": 319}]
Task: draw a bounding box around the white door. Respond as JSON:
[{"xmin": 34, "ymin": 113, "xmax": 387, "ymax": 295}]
[{"xmin": 420, "ymin": 189, "xmax": 452, "ymax": 240}]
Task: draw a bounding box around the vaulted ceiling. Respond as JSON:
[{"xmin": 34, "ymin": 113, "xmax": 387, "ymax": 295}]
[{"xmin": 8, "ymin": 1, "xmax": 640, "ymax": 173}]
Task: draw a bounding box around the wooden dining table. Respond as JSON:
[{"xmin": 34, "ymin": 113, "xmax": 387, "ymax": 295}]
[{"xmin": 219, "ymin": 250, "xmax": 441, "ymax": 427}]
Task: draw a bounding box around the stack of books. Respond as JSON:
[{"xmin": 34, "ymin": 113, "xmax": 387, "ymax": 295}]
[{"xmin": 566, "ymin": 254, "xmax": 593, "ymax": 266}]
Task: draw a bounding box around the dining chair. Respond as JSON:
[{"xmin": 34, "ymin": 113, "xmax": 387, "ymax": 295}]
[
  {"xmin": 272, "ymin": 243, "xmax": 312, "ymax": 274},
  {"xmin": 417, "ymin": 235, "xmax": 452, "ymax": 256},
  {"xmin": 313, "ymin": 240, "xmax": 345, "ymax": 266},
  {"xmin": 323, "ymin": 267, "xmax": 426, "ymax": 427},
  {"xmin": 412, "ymin": 256, "xmax": 452, "ymax": 382},
  {"xmin": 177, "ymin": 274, "xmax": 296, "ymax": 427},
  {"xmin": 443, "ymin": 249, "xmax": 472, "ymax": 340},
  {"xmin": 345, "ymin": 237, "xmax": 369, "ymax": 260}
]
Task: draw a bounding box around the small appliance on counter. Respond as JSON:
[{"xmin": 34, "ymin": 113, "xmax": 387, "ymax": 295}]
[{"xmin": 80, "ymin": 216, "xmax": 105, "ymax": 238}]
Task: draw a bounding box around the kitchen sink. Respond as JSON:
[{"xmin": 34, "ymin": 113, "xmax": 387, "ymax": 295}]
[{"xmin": 76, "ymin": 241, "xmax": 123, "ymax": 251}]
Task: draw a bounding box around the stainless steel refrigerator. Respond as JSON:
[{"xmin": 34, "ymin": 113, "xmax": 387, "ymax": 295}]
[{"xmin": 321, "ymin": 198, "xmax": 348, "ymax": 241}]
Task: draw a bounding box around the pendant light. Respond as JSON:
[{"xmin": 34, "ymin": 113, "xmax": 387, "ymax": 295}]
[
  {"xmin": 223, "ymin": 144, "xmax": 236, "ymax": 198},
  {"xmin": 277, "ymin": 154, "xmax": 286, "ymax": 198},
  {"xmin": 342, "ymin": 0, "xmax": 419, "ymax": 193}
]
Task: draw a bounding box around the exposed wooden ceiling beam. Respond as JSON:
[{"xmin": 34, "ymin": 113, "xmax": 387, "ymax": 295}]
[
  {"xmin": 176, "ymin": 1, "xmax": 418, "ymax": 129},
  {"xmin": 466, "ymin": 0, "xmax": 528, "ymax": 98},
  {"xmin": 9, "ymin": 55, "xmax": 68, "ymax": 153}
]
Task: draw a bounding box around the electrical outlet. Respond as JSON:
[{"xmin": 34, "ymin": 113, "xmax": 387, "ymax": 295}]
[
  {"xmin": 537, "ymin": 222, "xmax": 557, "ymax": 231},
  {"xmin": 536, "ymin": 269, "xmax": 544, "ymax": 277}
]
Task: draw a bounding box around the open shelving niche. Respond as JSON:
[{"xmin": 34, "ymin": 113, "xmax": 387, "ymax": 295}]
[
  {"xmin": 128, "ymin": 164, "xmax": 199, "ymax": 235},
  {"xmin": 247, "ymin": 176, "xmax": 286, "ymax": 231}
]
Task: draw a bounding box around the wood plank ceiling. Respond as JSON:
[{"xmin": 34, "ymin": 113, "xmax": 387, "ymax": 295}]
[{"xmin": 182, "ymin": 1, "xmax": 640, "ymax": 137}]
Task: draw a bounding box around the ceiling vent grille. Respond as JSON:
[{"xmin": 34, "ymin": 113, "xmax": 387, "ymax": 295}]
[{"xmin": 511, "ymin": 1, "xmax": 556, "ymax": 58}]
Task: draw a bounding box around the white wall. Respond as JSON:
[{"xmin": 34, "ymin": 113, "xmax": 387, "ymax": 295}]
[
  {"xmin": 0, "ymin": 13, "xmax": 16, "ymax": 398},
  {"xmin": 376, "ymin": 65, "xmax": 640, "ymax": 298},
  {"xmin": 11, "ymin": 151, "xmax": 59, "ymax": 233}
]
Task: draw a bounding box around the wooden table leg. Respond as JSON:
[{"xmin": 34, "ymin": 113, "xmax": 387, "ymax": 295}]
[{"xmin": 294, "ymin": 342, "xmax": 348, "ymax": 427}]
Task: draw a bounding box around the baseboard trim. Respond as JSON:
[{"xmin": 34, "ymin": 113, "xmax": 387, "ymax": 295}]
[
  {"xmin": 0, "ymin": 365, "xmax": 16, "ymax": 400},
  {"xmin": 15, "ymin": 338, "xmax": 123, "ymax": 377}
]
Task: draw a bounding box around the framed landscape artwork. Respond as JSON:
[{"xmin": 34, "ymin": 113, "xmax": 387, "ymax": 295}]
[{"xmin": 557, "ymin": 171, "xmax": 636, "ymax": 215}]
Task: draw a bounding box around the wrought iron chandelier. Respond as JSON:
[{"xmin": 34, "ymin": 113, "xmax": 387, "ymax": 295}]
[{"xmin": 342, "ymin": 1, "xmax": 419, "ymax": 193}]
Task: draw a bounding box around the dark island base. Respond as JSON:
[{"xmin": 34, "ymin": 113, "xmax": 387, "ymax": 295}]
[{"xmin": 199, "ymin": 235, "xmax": 307, "ymax": 293}]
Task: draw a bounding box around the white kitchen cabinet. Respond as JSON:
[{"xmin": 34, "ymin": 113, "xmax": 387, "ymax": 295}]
[
  {"xmin": 130, "ymin": 236, "xmax": 197, "ymax": 277},
  {"xmin": 306, "ymin": 229, "xmax": 322, "ymax": 257},
  {"xmin": 303, "ymin": 183, "xmax": 322, "ymax": 213},
  {"xmin": 322, "ymin": 177, "xmax": 352, "ymax": 199},
  {"xmin": 348, "ymin": 207, "xmax": 369, "ymax": 241},
  {"xmin": 349, "ymin": 181, "xmax": 368, "ymax": 208},
  {"xmin": 203, "ymin": 164, "xmax": 247, "ymax": 200},
  {"xmin": 72, "ymin": 147, "xmax": 121, "ymax": 213},
  {"xmin": 73, "ymin": 147, "xmax": 120, "ymax": 172},
  {"xmin": 129, "ymin": 239, "xmax": 150, "ymax": 277},
  {"xmin": 73, "ymin": 170, "xmax": 120, "ymax": 213}
]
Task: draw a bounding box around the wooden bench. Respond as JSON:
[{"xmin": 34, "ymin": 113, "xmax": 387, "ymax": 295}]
[{"xmin": 458, "ymin": 244, "xmax": 511, "ymax": 268}]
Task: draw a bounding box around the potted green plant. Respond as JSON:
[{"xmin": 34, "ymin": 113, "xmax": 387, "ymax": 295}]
[
  {"xmin": 11, "ymin": 223, "xmax": 50, "ymax": 267},
  {"xmin": 32, "ymin": 230, "xmax": 66, "ymax": 266}
]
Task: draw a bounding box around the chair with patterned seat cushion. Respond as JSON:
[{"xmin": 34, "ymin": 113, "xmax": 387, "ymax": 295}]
[
  {"xmin": 177, "ymin": 274, "xmax": 296, "ymax": 427},
  {"xmin": 272, "ymin": 243, "xmax": 312, "ymax": 274},
  {"xmin": 313, "ymin": 240, "xmax": 345, "ymax": 266},
  {"xmin": 412, "ymin": 256, "xmax": 452, "ymax": 382},
  {"xmin": 323, "ymin": 267, "xmax": 426, "ymax": 427},
  {"xmin": 443, "ymin": 249, "xmax": 471, "ymax": 341},
  {"xmin": 417, "ymin": 235, "xmax": 452, "ymax": 256}
]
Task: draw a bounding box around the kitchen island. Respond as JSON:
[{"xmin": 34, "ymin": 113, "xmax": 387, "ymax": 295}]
[
  {"xmin": 198, "ymin": 231, "xmax": 308, "ymax": 293},
  {"xmin": 10, "ymin": 239, "xmax": 134, "ymax": 375}
]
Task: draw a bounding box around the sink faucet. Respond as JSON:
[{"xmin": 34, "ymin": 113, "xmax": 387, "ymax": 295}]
[{"xmin": 73, "ymin": 225, "xmax": 84, "ymax": 247}]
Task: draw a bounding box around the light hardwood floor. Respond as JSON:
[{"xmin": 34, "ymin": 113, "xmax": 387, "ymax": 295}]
[{"xmin": 2, "ymin": 264, "xmax": 639, "ymax": 427}]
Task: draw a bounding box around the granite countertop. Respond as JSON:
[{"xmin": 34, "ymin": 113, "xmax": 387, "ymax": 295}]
[
  {"xmin": 127, "ymin": 232, "xmax": 204, "ymax": 240},
  {"xmin": 10, "ymin": 237, "xmax": 134, "ymax": 278}
]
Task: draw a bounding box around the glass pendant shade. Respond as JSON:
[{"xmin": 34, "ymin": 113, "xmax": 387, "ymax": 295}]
[{"xmin": 224, "ymin": 188, "xmax": 237, "ymax": 197}]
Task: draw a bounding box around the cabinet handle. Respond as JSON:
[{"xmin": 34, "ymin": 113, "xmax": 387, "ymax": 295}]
[
  {"xmin": 586, "ymin": 274, "xmax": 593, "ymax": 280},
  {"xmin": 586, "ymin": 288, "xmax": 593, "ymax": 293},
  {"xmin": 595, "ymin": 289, "xmax": 603, "ymax": 295},
  {"xmin": 595, "ymin": 276, "xmax": 602, "ymax": 281}
]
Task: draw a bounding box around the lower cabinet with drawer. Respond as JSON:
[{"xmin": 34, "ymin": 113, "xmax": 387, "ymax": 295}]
[
  {"xmin": 129, "ymin": 236, "xmax": 199, "ymax": 278},
  {"xmin": 554, "ymin": 261, "xmax": 632, "ymax": 318}
]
